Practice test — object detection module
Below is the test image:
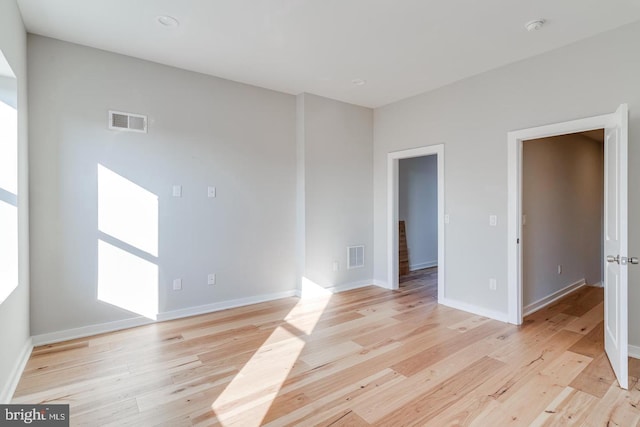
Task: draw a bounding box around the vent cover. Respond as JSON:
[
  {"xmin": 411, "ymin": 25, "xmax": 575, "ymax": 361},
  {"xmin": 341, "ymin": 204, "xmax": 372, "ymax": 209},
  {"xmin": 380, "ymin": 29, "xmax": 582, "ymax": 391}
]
[
  {"xmin": 347, "ymin": 245, "xmax": 365, "ymax": 269},
  {"xmin": 108, "ymin": 110, "xmax": 147, "ymax": 133}
]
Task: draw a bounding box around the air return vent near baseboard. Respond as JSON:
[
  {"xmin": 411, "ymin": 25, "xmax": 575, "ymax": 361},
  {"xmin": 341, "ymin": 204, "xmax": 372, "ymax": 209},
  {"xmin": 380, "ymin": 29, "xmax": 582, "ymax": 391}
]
[
  {"xmin": 347, "ymin": 245, "xmax": 365, "ymax": 269},
  {"xmin": 108, "ymin": 110, "xmax": 147, "ymax": 133}
]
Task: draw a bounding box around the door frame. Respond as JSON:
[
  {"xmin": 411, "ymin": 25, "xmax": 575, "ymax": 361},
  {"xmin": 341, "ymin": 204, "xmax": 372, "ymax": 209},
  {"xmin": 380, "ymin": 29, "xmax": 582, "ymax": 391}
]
[
  {"xmin": 507, "ymin": 111, "xmax": 621, "ymax": 325},
  {"xmin": 387, "ymin": 144, "xmax": 444, "ymax": 299}
]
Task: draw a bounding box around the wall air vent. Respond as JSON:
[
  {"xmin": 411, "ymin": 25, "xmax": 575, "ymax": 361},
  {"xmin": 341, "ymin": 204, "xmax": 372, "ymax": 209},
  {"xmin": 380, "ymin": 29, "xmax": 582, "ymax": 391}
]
[
  {"xmin": 347, "ymin": 245, "xmax": 365, "ymax": 269},
  {"xmin": 108, "ymin": 110, "xmax": 147, "ymax": 133}
]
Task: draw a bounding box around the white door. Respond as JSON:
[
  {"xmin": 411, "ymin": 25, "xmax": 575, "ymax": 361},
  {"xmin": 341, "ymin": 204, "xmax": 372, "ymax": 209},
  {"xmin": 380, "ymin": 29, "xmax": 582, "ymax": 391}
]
[{"xmin": 604, "ymin": 103, "xmax": 629, "ymax": 390}]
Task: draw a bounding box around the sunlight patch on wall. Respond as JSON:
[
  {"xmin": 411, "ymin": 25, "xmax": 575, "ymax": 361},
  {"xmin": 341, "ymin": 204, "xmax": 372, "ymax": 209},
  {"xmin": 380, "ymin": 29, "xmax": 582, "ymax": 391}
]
[
  {"xmin": 97, "ymin": 164, "xmax": 159, "ymax": 318},
  {"xmin": 98, "ymin": 165, "xmax": 158, "ymax": 256},
  {"xmin": 97, "ymin": 239, "xmax": 158, "ymax": 319}
]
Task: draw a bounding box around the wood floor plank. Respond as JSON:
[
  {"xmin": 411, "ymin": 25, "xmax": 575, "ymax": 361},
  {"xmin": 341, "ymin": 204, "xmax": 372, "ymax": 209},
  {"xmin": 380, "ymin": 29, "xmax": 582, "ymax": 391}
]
[
  {"xmin": 569, "ymin": 352, "xmax": 616, "ymax": 398},
  {"xmin": 373, "ymin": 356, "xmax": 506, "ymax": 426},
  {"xmin": 568, "ymin": 320, "xmax": 604, "ymax": 358},
  {"xmin": 529, "ymin": 386, "xmax": 598, "ymax": 426},
  {"xmin": 12, "ymin": 269, "xmax": 638, "ymax": 426},
  {"xmin": 469, "ymin": 350, "xmax": 592, "ymax": 426}
]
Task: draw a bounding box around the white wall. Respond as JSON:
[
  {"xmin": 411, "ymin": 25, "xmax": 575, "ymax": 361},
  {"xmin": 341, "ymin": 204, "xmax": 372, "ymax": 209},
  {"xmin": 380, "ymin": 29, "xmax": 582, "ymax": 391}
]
[
  {"xmin": 374, "ymin": 21, "xmax": 640, "ymax": 346},
  {"xmin": 298, "ymin": 93, "xmax": 373, "ymax": 289},
  {"xmin": 522, "ymin": 134, "xmax": 603, "ymax": 306},
  {"xmin": 28, "ymin": 35, "xmax": 297, "ymax": 335},
  {"xmin": 0, "ymin": 0, "xmax": 30, "ymax": 403},
  {"xmin": 399, "ymin": 155, "xmax": 438, "ymax": 270}
]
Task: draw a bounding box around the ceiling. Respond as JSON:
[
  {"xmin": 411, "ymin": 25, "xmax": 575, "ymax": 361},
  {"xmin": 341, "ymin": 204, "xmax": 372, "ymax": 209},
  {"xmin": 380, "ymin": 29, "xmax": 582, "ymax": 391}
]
[{"xmin": 16, "ymin": 0, "xmax": 640, "ymax": 108}]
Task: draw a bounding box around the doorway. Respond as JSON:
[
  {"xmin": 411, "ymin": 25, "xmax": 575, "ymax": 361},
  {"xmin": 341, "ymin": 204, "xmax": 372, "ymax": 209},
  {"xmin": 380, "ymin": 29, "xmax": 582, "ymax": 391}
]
[
  {"xmin": 398, "ymin": 155, "xmax": 438, "ymax": 294},
  {"xmin": 387, "ymin": 144, "xmax": 444, "ymax": 302},
  {"xmin": 521, "ymin": 131, "xmax": 604, "ymax": 316},
  {"xmin": 507, "ymin": 104, "xmax": 629, "ymax": 389}
]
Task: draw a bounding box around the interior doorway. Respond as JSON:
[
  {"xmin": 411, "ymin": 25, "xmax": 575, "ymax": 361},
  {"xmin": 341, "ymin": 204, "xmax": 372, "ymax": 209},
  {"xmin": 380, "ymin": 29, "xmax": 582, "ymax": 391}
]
[
  {"xmin": 387, "ymin": 144, "xmax": 444, "ymax": 302},
  {"xmin": 507, "ymin": 104, "xmax": 629, "ymax": 389},
  {"xmin": 521, "ymin": 131, "xmax": 604, "ymax": 316},
  {"xmin": 398, "ymin": 155, "xmax": 438, "ymax": 294}
]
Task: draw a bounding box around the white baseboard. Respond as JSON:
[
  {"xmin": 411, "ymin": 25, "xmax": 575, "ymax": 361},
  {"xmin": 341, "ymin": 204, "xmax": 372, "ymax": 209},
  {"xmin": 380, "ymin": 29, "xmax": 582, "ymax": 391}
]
[
  {"xmin": 156, "ymin": 290, "xmax": 297, "ymax": 322},
  {"xmin": 32, "ymin": 290, "xmax": 298, "ymax": 347},
  {"xmin": 629, "ymin": 345, "xmax": 640, "ymax": 360},
  {"xmin": 410, "ymin": 260, "xmax": 437, "ymax": 271},
  {"xmin": 523, "ymin": 278, "xmax": 586, "ymax": 317},
  {"xmin": 439, "ymin": 297, "xmax": 509, "ymax": 323},
  {"xmin": 32, "ymin": 317, "xmax": 155, "ymax": 347},
  {"xmin": 294, "ymin": 280, "xmax": 373, "ymax": 298},
  {"xmin": 325, "ymin": 280, "xmax": 372, "ymax": 294},
  {"xmin": 592, "ymin": 281, "xmax": 603, "ymax": 288},
  {"xmin": 0, "ymin": 338, "xmax": 33, "ymax": 403},
  {"xmin": 371, "ymin": 279, "xmax": 390, "ymax": 289}
]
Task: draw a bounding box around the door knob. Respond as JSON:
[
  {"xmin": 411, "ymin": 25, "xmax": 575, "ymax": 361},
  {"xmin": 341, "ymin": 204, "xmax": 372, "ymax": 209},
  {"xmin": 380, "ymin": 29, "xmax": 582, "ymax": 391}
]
[{"xmin": 606, "ymin": 255, "xmax": 639, "ymax": 265}]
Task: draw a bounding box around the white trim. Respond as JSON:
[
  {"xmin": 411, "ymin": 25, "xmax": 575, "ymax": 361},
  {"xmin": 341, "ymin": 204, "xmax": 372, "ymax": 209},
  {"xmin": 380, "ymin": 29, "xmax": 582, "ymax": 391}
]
[
  {"xmin": 410, "ymin": 260, "xmax": 437, "ymax": 271},
  {"xmin": 439, "ymin": 297, "xmax": 509, "ymax": 323},
  {"xmin": 0, "ymin": 338, "xmax": 33, "ymax": 403},
  {"xmin": 32, "ymin": 290, "xmax": 298, "ymax": 346},
  {"xmin": 523, "ymin": 279, "xmax": 586, "ymax": 317},
  {"xmin": 371, "ymin": 279, "xmax": 388, "ymax": 288},
  {"xmin": 32, "ymin": 317, "xmax": 154, "ymax": 346},
  {"xmin": 629, "ymin": 345, "xmax": 640, "ymax": 360},
  {"xmin": 294, "ymin": 280, "xmax": 373, "ymax": 298},
  {"xmin": 156, "ymin": 290, "xmax": 297, "ymax": 322},
  {"xmin": 387, "ymin": 145, "xmax": 444, "ymax": 302},
  {"xmin": 592, "ymin": 281, "xmax": 603, "ymax": 288},
  {"xmin": 507, "ymin": 110, "xmax": 619, "ymax": 325}
]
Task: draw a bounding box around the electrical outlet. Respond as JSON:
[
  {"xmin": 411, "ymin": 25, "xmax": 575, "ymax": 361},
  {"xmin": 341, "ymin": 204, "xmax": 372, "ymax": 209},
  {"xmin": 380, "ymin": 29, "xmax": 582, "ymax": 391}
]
[
  {"xmin": 558, "ymin": 265, "xmax": 562, "ymax": 274},
  {"xmin": 489, "ymin": 215, "xmax": 497, "ymax": 227},
  {"xmin": 489, "ymin": 278, "xmax": 497, "ymax": 291},
  {"xmin": 208, "ymin": 186, "xmax": 216, "ymax": 198},
  {"xmin": 172, "ymin": 185, "xmax": 182, "ymax": 197},
  {"xmin": 208, "ymin": 273, "xmax": 216, "ymax": 285},
  {"xmin": 444, "ymin": 214, "xmax": 450, "ymax": 224},
  {"xmin": 173, "ymin": 278, "xmax": 182, "ymax": 291}
]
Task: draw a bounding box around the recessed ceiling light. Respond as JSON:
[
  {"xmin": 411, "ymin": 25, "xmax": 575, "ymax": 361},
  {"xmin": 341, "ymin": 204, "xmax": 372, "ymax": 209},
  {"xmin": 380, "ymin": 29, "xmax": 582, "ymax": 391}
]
[
  {"xmin": 156, "ymin": 15, "xmax": 179, "ymax": 28},
  {"xmin": 352, "ymin": 78, "xmax": 366, "ymax": 86},
  {"xmin": 524, "ymin": 19, "xmax": 545, "ymax": 32}
]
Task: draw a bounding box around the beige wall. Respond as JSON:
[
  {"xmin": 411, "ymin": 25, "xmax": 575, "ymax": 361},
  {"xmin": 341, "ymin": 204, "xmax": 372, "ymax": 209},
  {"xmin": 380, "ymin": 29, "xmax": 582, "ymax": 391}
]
[
  {"xmin": 522, "ymin": 133, "xmax": 603, "ymax": 308},
  {"xmin": 297, "ymin": 93, "xmax": 374, "ymax": 289},
  {"xmin": 28, "ymin": 35, "xmax": 297, "ymax": 335}
]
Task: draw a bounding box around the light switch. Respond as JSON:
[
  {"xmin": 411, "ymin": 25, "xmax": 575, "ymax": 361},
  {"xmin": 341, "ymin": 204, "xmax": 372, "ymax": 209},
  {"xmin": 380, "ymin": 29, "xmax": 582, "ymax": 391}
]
[
  {"xmin": 173, "ymin": 278, "xmax": 182, "ymax": 290},
  {"xmin": 489, "ymin": 215, "xmax": 497, "ymax": 226},
  {"xmin": 208, "ymin": 186, "xmax": 216, "ymax": 198},
  {"xmin": 208, "ymin": 273, "xmax": 216, "ymax": 285},
  {"xmin": 172, "ymin": 185, "xmax": 182, "ymax": 197},
  {"xmin": 444, "ymin": 214, "xmax": 450, "ymax": 224}
]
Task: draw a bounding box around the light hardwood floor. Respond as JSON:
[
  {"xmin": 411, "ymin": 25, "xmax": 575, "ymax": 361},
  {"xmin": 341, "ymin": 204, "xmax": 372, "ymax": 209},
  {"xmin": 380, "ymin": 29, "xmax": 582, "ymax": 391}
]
[{"xmin": 13, "ymin": 270, "xmax": 640, "ymax": 426}]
